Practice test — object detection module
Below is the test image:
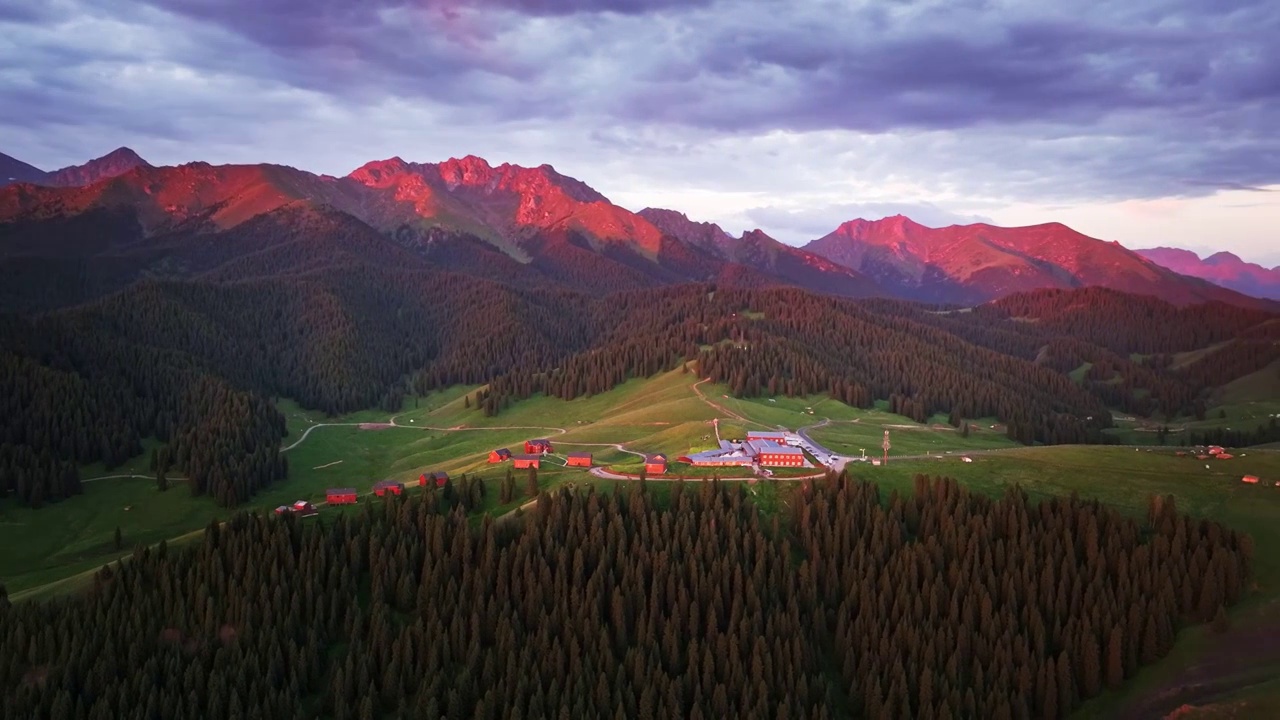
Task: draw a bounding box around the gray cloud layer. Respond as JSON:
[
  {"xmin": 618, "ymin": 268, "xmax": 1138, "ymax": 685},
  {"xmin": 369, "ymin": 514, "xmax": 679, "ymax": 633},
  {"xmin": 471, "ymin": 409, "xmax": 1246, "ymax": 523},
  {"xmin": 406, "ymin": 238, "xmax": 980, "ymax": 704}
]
[{"xmin": 2, "ymin": 0, "xmax": 1277, "ymax": 236}]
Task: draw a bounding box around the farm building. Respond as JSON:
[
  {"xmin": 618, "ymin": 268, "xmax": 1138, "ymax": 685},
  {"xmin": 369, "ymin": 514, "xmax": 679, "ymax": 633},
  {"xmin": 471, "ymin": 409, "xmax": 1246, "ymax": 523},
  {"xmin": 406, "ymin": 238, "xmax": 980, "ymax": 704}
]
[
  {"xmin": 1217, "ymin": 453, "xmax": 1235, "ymax": 460},
  {"xmin": 488, "ymin": 448, "xmax": 511, "ymax": 463},
  {"xmin": 374, "ymin": 480, "xmax": 405, "ymax": 497},
  {"xmin": 525, "ymin": 439, "xmax": 554, "ymax": 454},
  {"xmin": 749, "ymin": 440, "xmax": 804, "ymax": 467},
  {"xmin": 681, "ymin": 439, "xmax": 808, "ymax": 467},
  {"xmin": 513, "ymin": 454, "xmax": 541, "ymax": 470},
  {"xmin": 645, "ymin": 454, "xmax": 667, "ymax": 475},
  {"xmin": 679, "ymin": 440, "xmax": 755, "ymax": 467},
  {"xmin": 566, "ymin": 452, "xmax": 593, "ymax": 467},
  {"xmin": 746, "ymin": 430, "xmax": 792, "ymax": 445},
  {"xmin": 419, "ymin": 471, "xmax": 449, "ymax": 487},
  {"xmin": 326, "ymin": 488, "xmax": 359, "ymax": 505},
  {"xmin": 1208, "ymin": 446, "xmax": 1225, "ymax": 455},
  {"xmin": 1243, "ymin": 475, "xmax": 1260, "ymax": 484}
]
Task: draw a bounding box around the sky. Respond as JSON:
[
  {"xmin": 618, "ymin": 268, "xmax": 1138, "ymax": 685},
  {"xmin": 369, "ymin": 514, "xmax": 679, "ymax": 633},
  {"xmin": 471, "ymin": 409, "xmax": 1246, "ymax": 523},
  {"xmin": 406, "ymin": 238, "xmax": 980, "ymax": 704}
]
[{"xmin": 3, "ymin": 0, "xmax": 1278, "ymax": 265}]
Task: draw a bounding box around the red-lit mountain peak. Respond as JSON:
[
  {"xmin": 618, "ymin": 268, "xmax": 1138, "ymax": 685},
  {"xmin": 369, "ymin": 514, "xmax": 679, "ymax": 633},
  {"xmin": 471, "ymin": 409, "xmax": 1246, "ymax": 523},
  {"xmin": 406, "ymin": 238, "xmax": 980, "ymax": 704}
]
[
  {"xmin": 806, "ymin": 216, "xmax": 1268, "ymax": 306},
  {"xmin": 47, "ymin": 147, "xmax": 152, "ymax": 187}
]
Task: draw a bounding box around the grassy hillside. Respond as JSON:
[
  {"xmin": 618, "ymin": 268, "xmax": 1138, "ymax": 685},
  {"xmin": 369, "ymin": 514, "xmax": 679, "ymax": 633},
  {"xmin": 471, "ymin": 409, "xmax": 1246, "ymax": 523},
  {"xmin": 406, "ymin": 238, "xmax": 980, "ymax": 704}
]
[{"xmin": 1106, "ymin": 361, "xmax": 1280, "ymax": 445}]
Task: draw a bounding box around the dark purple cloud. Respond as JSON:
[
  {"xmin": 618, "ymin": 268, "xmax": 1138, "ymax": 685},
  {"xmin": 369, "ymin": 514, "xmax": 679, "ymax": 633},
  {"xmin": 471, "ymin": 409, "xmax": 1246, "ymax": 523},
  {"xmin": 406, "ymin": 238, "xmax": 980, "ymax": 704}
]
[{"xmin": 2, "ymin": 0, "xmax": 1278, "ymax": 211}]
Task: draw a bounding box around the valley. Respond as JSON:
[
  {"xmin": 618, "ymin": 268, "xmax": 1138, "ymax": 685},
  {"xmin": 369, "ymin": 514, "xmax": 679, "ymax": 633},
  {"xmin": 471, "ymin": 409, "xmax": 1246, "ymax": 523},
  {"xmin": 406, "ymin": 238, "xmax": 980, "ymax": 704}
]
[{"xmin": 3, "ymin": 148, "xmax": 1280, "ymax": 719}]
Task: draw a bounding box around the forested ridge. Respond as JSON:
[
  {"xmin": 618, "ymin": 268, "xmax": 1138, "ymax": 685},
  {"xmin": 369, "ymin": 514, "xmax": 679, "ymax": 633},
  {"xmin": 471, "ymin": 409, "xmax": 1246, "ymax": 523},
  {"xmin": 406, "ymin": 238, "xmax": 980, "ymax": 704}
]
[
  {"xmin": 0, "ymin": 477, "xmax": 1251, "ymax": 719},
  {"xmin": 2, "ymin": 265, "xmax": 1275, "ymax": 510}
]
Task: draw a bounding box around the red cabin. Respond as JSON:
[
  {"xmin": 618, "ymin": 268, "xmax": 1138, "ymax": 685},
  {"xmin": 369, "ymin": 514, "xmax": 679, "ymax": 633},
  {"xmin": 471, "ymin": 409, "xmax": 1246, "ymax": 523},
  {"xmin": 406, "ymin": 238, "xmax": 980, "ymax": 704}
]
[
  {"xmin": 488, "ymin": 448, "xmax": 512, "ymax": 463},
  {"xmin": 513, "ymin": 455, "xmax": 541, "ymax": 470},
  {"xmin": 566, "ymin": 452, "xmax": 592, "ymax": 468},
  {"xmin": 419, "ymin": 472, "xmax": 450, "ymax": 487},
  {"xmin": 644, "ymin": 454, "xmax": 667, "ymax": 475},
  {"xmin": 525, "ymin": 439, "xmax": 554, "ymax": 455},
  {"xmin": 326, "ymin": 488, "xmax": 359, "ymax": 505},
  {"xmin": 374, "ymin": 480, "xmax": 405, "ymax": 497},
  {"xmin": 1243, "ymin": 475, "xmax": 1260, "ymax": 484}
]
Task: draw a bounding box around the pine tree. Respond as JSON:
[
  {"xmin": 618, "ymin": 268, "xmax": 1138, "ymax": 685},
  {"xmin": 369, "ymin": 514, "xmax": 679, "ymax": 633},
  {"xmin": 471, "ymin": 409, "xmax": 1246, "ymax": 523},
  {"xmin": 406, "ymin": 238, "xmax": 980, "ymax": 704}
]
[
  {"xmin": 526, "ymin": 467, "xmax": 539, "ymax": 498},
  {"xmin": 1105, "ymin": 625, "xmax": 1124, "ymax": 689},
  {"xmin": 113, "ymin": 526, "xmax": 123, "ymax": 550},
  {"xmin": 1211, "ymin": 605, "xmax": 1230, "ymax": 634}
]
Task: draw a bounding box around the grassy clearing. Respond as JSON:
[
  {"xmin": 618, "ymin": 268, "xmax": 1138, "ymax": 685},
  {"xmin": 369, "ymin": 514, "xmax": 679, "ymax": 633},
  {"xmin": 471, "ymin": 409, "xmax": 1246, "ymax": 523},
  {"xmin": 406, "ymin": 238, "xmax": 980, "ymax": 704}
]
[
  {"xmin": 809, "ymin": 416, "xmax": 1018, "ymax": 456},
  {"xmin": 0, "ymin": 477, "xmax": 222, "ymax": 595},
  {"xmin": 1105, "ymin": 361, "xmax": 1280, "ymax": 446}
]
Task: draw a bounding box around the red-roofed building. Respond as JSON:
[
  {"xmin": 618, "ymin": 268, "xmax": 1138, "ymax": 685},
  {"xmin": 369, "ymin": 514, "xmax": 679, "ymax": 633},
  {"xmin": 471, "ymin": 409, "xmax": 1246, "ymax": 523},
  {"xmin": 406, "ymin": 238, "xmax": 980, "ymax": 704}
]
[
  {"xmin": 488, "ymin": 448, "xmax": 511, "ymax": 463},
  {"xmin": 566, "ymin": 452, "xmax": 592, "ymax": 467},
  {"xmin": 525, "ymin": 439, "xmax": 554, "ymax": 454},
  {"xmin": 513, "ymin": 455, "xmax": 541, "ymax": 469},
  {"xmin": 326, "ymin": 488, "xmax": 358, "ymax": 505},
  {"xmin": 645, "ymin": 454, "xmax": 667, "ymax": 475},
  {"xmin": 419, "ymin": 471, "xmax": 449, "ymax": 487},
  {"xmin": 1243, "ymin": 475, "xmax": 1260, "ymax": 484},
  {"xmin": 374, "ymin": 480, "xmax": 405, "ymax": 497}
]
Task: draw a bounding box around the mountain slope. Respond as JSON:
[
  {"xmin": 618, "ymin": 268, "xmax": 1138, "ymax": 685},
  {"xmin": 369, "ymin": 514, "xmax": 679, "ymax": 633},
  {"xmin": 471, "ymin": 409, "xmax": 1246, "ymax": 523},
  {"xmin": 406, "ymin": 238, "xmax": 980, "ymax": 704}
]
[
  {"xmin": 0, "ymin": 152, "xmax": 47, "ymax": 186},
  {"xmin": 1137, "ymin": 247, "xmax": 1280, "ymax": 301},
  {"xmin": 805, "ymin": 215, "xmax": 1272, "ymax": 308},
  {"xmin": 639, "ymin": 208, "xmax": 884, "ymax": 298}
]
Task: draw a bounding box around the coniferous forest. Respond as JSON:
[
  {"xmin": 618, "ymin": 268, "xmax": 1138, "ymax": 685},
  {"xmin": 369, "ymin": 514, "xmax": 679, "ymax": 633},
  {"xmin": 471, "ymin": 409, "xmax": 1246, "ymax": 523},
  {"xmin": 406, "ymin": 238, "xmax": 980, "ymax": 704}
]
[
  {"xmin": 2, "ymin": 267, "xmax": 1277, "ymax": 510},
  {"xmin": 0, "ymin": 476, "xmax": 1251, "ymax": 719}
]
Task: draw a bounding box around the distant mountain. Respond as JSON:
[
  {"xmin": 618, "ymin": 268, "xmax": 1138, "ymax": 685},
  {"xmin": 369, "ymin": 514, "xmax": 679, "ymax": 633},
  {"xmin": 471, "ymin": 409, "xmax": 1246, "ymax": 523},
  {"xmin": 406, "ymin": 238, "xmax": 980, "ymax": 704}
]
[
  {"xmin": 0, "ymin": 152, "xmax": 47, "ymax": 186},
  {"xmin": 46, "ymin": 147, "xmax": 152, "ymax": 187},
  {"xmin": 638, "ymin": 208, "xmax": 737, "ymax": 255},
  {"xmin": 0, "ymin": 148, "xmax": 151, "ymax": 189},
  {"xmin": 1136, "ymin": 247, "xmax": 1280, "ymax": 301},
  {"xmin": 804, "ymin": 215, "xmax": 1271, "ymax": 308},
  {"xmin": 5, "ymin": 151, "xmax": 1272, "ymax": 310},
  {"xmin": 0, "ymin": 156, "xmax": 892, "ymax": 308},
  {"xmin": 639, "ymin": 208, "xmax": 885, "ymax": 298}
]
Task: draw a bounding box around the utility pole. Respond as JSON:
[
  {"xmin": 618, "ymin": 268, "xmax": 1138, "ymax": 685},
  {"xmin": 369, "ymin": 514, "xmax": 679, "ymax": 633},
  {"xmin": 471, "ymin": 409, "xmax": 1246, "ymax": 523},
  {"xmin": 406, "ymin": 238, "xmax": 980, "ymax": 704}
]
[{"xmin": 882, "ymin": 430, "xmax": 891, "ymax": 466}]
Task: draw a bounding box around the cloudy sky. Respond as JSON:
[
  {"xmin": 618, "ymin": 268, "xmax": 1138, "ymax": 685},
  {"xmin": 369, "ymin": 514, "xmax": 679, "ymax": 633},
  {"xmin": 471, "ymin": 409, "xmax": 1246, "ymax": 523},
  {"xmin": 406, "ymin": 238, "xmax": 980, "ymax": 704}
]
[{"xmin": 4, "ymin": 0, "xmax": 1278, "ymax": 263}]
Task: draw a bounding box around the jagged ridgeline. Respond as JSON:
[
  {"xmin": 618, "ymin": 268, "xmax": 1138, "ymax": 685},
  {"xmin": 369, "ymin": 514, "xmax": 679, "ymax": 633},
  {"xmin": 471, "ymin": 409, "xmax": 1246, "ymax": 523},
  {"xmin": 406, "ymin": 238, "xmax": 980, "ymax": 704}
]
[{"xmin": 0, "ymin": 477, "xmax": 1251, "ymax": 719}]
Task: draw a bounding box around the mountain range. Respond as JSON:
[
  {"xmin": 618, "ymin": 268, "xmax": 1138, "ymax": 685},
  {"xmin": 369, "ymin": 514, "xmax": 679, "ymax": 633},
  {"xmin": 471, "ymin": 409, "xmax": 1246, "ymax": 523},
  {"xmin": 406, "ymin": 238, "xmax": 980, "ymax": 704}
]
[
  {"xmin": 1135, "ymin": 247, "xmax": 1280, "ymax": 301},
  {"xmin": 0, "ymin": 147, "xmax": 1273, "ymax": 311}
]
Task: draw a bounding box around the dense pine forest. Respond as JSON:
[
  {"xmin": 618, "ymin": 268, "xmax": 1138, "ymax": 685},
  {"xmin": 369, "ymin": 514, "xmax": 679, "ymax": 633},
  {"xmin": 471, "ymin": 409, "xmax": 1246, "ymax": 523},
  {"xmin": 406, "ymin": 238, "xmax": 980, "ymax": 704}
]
[
  {"xmin": 0, "ymin": 477, "xmax": 1251, "ymax": 719},
  {"xmin": 1, "ymin": 264, "xmax": 1276, "ymax": 510}
]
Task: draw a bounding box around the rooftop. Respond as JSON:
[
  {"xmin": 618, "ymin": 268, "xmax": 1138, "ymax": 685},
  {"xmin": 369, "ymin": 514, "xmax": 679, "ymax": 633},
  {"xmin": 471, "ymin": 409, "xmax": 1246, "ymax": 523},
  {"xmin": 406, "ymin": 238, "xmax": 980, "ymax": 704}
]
[{"xmin": 747, "ymin": 440, "xmax": 803, "ymax": 455}]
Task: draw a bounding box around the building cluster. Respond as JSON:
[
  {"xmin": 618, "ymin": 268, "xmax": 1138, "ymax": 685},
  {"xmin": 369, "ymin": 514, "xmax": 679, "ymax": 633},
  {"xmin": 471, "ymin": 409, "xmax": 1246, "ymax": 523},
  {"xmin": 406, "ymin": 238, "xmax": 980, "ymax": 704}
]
[
  {"xmin": 678, "ymin": 430, "xmax": 808, "ymax": 468},
  {"xmin": 1191, "ymin": 445, "xmax": 1235, "ymax": 460},
  {"xmin": 485, "ymin": 439, "xmax": 595, "ymax": 470},
  {"xmin": 274, "ymin": 499, "xmax": 318, "ymax": 517}
]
